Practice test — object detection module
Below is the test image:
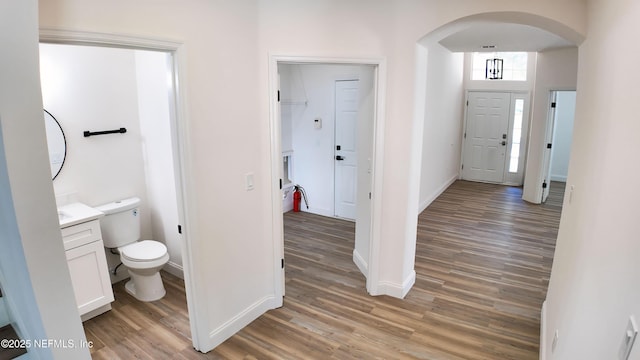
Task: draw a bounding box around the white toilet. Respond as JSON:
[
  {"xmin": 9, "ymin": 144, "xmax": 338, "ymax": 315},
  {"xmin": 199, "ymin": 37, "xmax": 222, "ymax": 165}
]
[{"xmin": 96, "ymin": 197, "xmax": 170, "ymax": 302}]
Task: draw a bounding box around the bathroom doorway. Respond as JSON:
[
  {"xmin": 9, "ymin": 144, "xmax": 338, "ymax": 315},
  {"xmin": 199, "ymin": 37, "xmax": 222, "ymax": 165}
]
[{"xmin": 38, "ymin": 31, "xmax": 203, "ymax": 351}]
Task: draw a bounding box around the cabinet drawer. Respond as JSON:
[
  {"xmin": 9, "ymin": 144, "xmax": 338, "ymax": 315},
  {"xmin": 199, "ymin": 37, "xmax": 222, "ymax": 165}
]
[{"xmin": 61, "ymin": 220, "xmax": 102, "ymax": 250}]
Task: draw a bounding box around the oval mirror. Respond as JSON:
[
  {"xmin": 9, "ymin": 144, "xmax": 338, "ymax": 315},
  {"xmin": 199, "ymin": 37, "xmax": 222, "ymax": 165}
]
[{"xmin": 44, "ymin": 110, "xmax": 66, "ymax": 180}]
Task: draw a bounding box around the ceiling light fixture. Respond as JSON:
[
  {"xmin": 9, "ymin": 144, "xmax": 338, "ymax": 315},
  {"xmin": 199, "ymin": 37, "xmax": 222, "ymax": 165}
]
[{"xmin": 486, "ymin": 58, "xmax": 503, "ymax": 80}]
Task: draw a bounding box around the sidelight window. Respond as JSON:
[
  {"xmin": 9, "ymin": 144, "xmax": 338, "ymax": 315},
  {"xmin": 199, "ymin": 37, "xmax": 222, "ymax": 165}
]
[{"xmin": 509, "ymin": 99, "xmax": 525, "ymax": 173}]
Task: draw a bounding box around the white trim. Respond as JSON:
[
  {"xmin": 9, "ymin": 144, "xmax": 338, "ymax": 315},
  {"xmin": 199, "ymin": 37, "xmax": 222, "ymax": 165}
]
[
  {"xmin": 540, "ymin": 300, "xmax": 548, "ymax": 360},
  {"xmin": 268, "ymin": 55, "xmax": 286, "ymax": 302},
  {"xmin": 352, "ymin": 249, "xmax": 368, "ymax": 275},
  {"xmin": 39, "ymin": 28, "xmax": 182, "ymax": 51},
  {"xmin": 419, "ymin": 174, "xmax": 458, "ymax": 213},
  {"xmin": 163, "ymin": 261, "xmax": 184, "ymax": 279},
  {"xmin": 376, "ymin": 270, "xmax": 416, "ymax": 299},
  {"xmin": 269, "ymin": 54, "xmax": 386, "ymax": 298},
  {"xmin": 206, "ymin": 296, "xmax": 279, "ymax": 351},
  {"xmin": 37, "ymin": 29, "xmax": 205, "ymax": 351}
]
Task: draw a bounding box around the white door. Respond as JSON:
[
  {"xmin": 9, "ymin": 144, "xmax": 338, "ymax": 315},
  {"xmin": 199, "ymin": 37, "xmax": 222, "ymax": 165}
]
[
  {"xmin": 462, "ymin": 92, "xmax": 511, "ymax": 183},
  {"xmin": 541, "ymin": 92, "xmax": 558, "ymax": 202},
  {"xmin": 335, "ymin": 80, "xmax": 359, "ymax": 220}
]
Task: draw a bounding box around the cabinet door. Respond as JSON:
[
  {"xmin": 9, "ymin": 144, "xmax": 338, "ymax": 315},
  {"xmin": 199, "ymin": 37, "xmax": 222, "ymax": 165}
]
[{"xmin": 65, "ymin": 241, "xmax": 115, "ymax": 316}]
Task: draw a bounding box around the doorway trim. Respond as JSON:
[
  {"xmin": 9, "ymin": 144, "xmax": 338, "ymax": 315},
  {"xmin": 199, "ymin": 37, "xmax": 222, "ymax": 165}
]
[
  {"xmin": 268, "ymin": 55, "xmax": 387, "ymax": 297},
  {"xmin": 38, "ymin": 28, "xmax": 207, "ymax": 351}
]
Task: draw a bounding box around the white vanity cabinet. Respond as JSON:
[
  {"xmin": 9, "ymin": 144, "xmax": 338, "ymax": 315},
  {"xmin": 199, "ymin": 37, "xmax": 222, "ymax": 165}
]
[{"xmin": 61, "ymin": 219, "xmax": 114, "ymax": 321}]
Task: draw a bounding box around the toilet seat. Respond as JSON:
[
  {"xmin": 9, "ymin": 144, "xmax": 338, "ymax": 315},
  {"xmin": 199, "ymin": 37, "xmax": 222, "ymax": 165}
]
[{"xmin": 120, "ymin": 240, "xmax": 167, "ymax": 262}]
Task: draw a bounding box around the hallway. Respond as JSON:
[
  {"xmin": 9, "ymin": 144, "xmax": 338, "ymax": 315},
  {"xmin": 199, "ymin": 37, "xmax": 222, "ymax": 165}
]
[
  {"xmin": 83, "ymin": 181, "xmax": 564, "ymax": 359},
  {"xmin": 214, "ymin": 180, "xmax": 564, "ymax": 359}
]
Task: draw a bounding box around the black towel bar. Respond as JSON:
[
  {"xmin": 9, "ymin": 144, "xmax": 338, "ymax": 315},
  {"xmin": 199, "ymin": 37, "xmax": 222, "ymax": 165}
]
[{"xmin": 83, "ymin": 128, "xmax": 127, "ymax": 137}]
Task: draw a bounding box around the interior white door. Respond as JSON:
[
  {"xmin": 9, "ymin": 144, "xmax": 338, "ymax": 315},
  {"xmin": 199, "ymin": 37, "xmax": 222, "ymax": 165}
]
[
  {"xmin": 335, "ymin": 80, "xmax": 359, "ymax": 220},
  {"xmin": 541, "ymin": 91, "xmax": 558, "ymax": 203},
  {"xmin": 462, "ymin": 92, "xmax": 511, "ymax": 183}
]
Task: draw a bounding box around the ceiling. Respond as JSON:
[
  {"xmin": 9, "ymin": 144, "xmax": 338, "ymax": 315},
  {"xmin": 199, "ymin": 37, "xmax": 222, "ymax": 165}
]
[{"xmin": 438, "ymin": 23, "xmax": 576, "ymax": 52}]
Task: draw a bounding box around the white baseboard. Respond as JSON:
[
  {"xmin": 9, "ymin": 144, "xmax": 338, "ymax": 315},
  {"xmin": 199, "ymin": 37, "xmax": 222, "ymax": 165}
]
[
  {"xmin": 201, "ymin": 295, "xmax": 278, "ymax": 352},
  {"xmin": 540, "ymin": 300, "xmax": 547, "ymax": 360},
  {"xmin": 419, "ymin": 174, "xmax": 458, "ymax": 213},
  {"xmin": 352, "ymin": 249, "xmax": 368, "ymax": 277},
  {"xmin": 376, "ymin": 270, "xmax": 416, "ymax": 299},
  {"xmin": 163, "ymin": 261, "xmax": 184, "ymax": 279}
]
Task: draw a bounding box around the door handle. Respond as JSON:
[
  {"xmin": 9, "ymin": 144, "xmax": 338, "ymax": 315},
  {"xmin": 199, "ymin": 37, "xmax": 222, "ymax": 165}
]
[
  {"xmin": 501, "ymin": 141, "xmax": 507, "ymax": 146},
  {"xmin": 336, "ymin": 155, "xmax": 345, "ymax": 161}
]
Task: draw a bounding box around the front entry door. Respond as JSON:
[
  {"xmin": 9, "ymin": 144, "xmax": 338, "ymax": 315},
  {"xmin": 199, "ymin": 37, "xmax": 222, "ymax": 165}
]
[
  {"xmin": 462, "ymin": 92, "xmax": 511, "ymax": 183},
  {"xmin": 334, "ymin": 80, "xmax": 359, "ymax": 220}
]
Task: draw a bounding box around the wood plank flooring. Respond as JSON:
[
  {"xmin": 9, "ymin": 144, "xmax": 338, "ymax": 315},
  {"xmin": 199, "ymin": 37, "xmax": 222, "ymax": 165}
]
[{"xmin": 83, "ymin": 180, "xmax": 564, "ymax": 359}]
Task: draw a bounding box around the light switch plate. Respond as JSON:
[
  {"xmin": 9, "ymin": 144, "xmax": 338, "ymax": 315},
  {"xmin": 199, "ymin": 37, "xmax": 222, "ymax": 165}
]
[
  {"xmin": 246, "ymin": 173, "xmax": 254, "ymax": 191},
  {"xmin": 619, "ymin": 315, "xmax": 638, "ymax": 360}
]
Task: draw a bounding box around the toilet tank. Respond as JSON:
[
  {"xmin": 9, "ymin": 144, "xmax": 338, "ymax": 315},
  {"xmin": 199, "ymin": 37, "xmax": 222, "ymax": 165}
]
[{"xmin": 95, "ymin": 197, "xmax": 141, "ymax": 248}]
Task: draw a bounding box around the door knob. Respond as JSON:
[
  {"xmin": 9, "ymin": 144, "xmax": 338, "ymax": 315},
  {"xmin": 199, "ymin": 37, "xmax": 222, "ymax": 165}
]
[
  {"xmin": 501, "ymin": 141, "xmax": 507, "ymax": 146},
  {"xmin": 336, "ymin": 155, "xmax": 345, "ymax": 161}
]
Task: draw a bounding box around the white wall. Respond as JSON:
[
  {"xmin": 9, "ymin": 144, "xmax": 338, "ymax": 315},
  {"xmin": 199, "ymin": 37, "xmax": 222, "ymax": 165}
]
[
  {"xmin": 418, "ymin": 43, "xmax": 464, "ymax": 212},
  {"xmin": 280, "ymin": 64, "xmax": 374, "ymax": 218},
  {"xmin": 135, "ymin": 50, "xmax": 182, "ymax": 277},
  {"xmin": 39, "ymin": 43, "xmax": 153, "ymax": 283},
  {"xmin": 549, "ymin": 91, "xmax": 576, "ymax": 182},
  {"xmin": 40, "ymin": 1, "xmax": 276, "ymax": 350},
  {"xmin": 543, "ymin": 0, "xmax": 640, "ymax": 358},
  {"xmin": 279, "ymin": 65, "xmax": 295, "ymax": 154},
  {"xmin": 522, "ymin": 47, "xmax": 578, "ymax": 202},
  {"xmin": 36, "ymin": 0, "xmax": 588, "ymax": 353},
  {"xmin": 0, "ymin": 1, "xmax": 88, "ymax": 358}
]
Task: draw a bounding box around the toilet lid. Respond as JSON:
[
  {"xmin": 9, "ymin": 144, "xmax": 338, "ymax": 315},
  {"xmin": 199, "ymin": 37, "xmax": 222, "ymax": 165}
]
[{"xmin": 120, "ymin": 240, "xmax": 167, "ymax": 262}]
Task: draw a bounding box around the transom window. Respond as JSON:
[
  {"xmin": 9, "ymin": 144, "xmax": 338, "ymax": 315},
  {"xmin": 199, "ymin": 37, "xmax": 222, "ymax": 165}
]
[{"xmin": 471, "ymin": 52, "xmax": 528, "ymax": 81}]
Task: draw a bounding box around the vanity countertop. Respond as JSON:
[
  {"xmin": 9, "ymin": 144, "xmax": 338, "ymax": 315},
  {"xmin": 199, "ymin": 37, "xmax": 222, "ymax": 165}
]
[{"xmin": 58, "ymin": 202, "xmax": 104, "ymax": 228}]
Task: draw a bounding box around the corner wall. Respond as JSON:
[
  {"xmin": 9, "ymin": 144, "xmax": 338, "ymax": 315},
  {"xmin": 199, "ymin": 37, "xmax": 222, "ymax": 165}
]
[
  {"xmin": 522, "ymin": 47, "xmax": 578, "ymax": 203},
  {"xmin": 135, "ymin": 50, "xmax": 182, "ymax": 277},
  {"xmin": 418, "ymin": 43, "xmax": 464, "ymax": 212},
  {"xmin": 39, "ymin": 43, "xmax": 153, "ymax": 282},
  {"xmin": 543, "ymin": 0, "xmax": 640, "ymax": 358},
  {"xmin": 0, "ymin": 1, "xmax": 88, "ymax": 358}
]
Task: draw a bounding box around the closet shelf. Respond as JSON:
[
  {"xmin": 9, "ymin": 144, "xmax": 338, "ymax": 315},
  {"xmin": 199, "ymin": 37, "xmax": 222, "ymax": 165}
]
[{"xmin": 281, "ymin": 99, "xmax": 308, "ymax": 106}]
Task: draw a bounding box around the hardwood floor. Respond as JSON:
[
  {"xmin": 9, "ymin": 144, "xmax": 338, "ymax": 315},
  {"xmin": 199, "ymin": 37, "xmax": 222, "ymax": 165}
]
[{"xmin": 84, "ymin": 180, "xmax": 565, "ymax": 359}]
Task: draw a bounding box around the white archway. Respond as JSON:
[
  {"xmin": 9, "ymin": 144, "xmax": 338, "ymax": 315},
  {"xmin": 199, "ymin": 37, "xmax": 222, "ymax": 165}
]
[{"xmin": 411, "ymin": 11, "xmax": 584, "ymax": 212}]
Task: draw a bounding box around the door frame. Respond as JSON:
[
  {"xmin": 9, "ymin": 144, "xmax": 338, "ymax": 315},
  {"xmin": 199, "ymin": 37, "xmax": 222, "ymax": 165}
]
[
  {"xmin": 268, "ymin": 55, "xmax": 387, "ymax": 297},
  {"xmin": 460, "ymin": 90, "xmax": 531, "ymax": 186},
  {"xmin": 38, "ymin": 29, "xmax": 207, "ymax": 350}
]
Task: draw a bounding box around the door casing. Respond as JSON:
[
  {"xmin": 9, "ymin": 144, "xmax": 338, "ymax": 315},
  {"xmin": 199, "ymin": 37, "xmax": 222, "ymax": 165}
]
[
  {"xmin": 38, "ymin": 28, "xmax": 206, "ymax": 350},
  {"xmin": 269, "ymin": 55, "xmax": 387, "ymax": 298}
]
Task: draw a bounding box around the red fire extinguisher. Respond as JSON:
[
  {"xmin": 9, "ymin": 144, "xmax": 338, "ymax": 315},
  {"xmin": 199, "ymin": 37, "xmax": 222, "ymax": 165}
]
[{"xmin": 293, "ymin": 185, "xmax": 309, "ymax": 212}]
